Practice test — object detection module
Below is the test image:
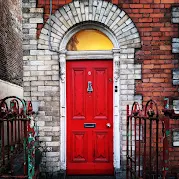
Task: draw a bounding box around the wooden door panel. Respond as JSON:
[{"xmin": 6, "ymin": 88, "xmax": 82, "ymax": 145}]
[
  {"xmin": 94, "ymin": 68, "xmax": 108, "ymax": 120},
  {"xmin": 72, "ymin": 69, "xmax": 86, "ymax": 120},
  {"xmin": 72, "ymin": 131, "xmax": 87, "ymax": 162},
  {"xmin": 93, "ymin": 131, "xmax": 109, "ymax": 162}
]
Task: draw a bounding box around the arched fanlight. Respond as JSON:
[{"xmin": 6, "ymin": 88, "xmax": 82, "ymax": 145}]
[{"xmin": 67, "ymin": 29, "xmax": 114, "ymax": 51}]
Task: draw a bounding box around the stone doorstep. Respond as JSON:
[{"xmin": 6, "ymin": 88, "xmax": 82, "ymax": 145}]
[
  {"xmin": 66, "ymin": 176, "xmax": 115, "ymax": 179},
  {"xmin": 39, "ymin": 172, "xmax": 115, "ymax": 179},
  {"xmin": 39, "ymin": 168, "xmax": 127, "ymax": 179}
]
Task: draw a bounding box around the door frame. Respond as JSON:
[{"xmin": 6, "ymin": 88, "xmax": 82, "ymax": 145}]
[
  {"xmin": 59, "ymin": 23, "xmax": 121, "ymax": 171},
  {"xmin": 59, "ymin": 49, "xmax": 121, "ymax": 171}
]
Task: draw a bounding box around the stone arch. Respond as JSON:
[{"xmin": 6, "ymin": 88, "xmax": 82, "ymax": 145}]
[
  {"xmin": 60, "ymin": 22, "xmax": 119, "ymax": 50},
  {"xmin": 38, "ymin": 0, "xmax": 141, "ymax": 51}
]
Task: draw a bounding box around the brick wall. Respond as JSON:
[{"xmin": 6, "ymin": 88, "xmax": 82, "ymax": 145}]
[
  {"xmin": 118, "ymin": 1, "xmax": 179, "ymax": 108},
  {"xmin": 0, "ymin": 0, "xmax": 23, "ymax": 86},
  {"xmin": 35, "ymin": 0, "xmax": 179, "ymax": 108},
  {"xmin": 22, "ymin": 0, "xmax": 179, "ymax": 176},
  {"xmin": 120, "ymin": 1, "xmax": 179, "ymax": 108}
]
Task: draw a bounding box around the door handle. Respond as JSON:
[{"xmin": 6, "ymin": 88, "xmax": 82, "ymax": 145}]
[
  {"xmin": 106, "ymin": 123, "xmax": 111, "ymax": 128},
  {"xmin": 87, "ymin": 81, "xmax": 93, "ymax": 93}
]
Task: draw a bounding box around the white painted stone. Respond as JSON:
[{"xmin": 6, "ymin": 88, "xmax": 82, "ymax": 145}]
[
  {"xmin": 38, "ymin": 76, "xmax": 52, "ymax": 81},
  {"xmin": 46, "ymin": 142, "xmax": 60, "ymax": 146},
  {"xmin": 37, "ymin": 55, "xmax": 51, "ymax": 61},
  {"xmin": 31, "ymin": 81, "xmax": 45, "ymax": 86},
  {"xmin": 37, "ymin": 121, "xmax": 45, "ymax": 127},
  {"xmin": 122, "ymin": 23, "xmax": 134, "ymax": 32},
  {"xmin": 23, "ymin": 44, "xmax": 37, "ymax": 50},
  {"xmin": 46, "ymin": 152, "xmax": 60, "ymax": 157},
  {"xmin": 45, "ymin": 71, "xmax": 59, "ymax": 75},
  {"xmin": 24, "ymin": 71, "xmax": 30, "ymax": 76},
  {"xmin": 38, "ymin": 86, "xmax": 52, "ymax": 91},
  {"xmin": 30, "ymin": 40, "xmax": 38, "ymax": 44},
  {"xmin": 31, "ymin": 87, "xmax": 38, "ymax": 91},
  {"xmin": 23, "ymin": 23, "xmax": 37, "ymax": 29},
  {"xmin": 30, "ymin": 61, "xmax": 44, "ymax": 66},
  {"xmin": 29, "ymin": 29, "xmax": 37, "ymax": 34},
  {"xmin": 52, "ymin": 75, "xmax": 59, "ymax": 80},
  {"xmin": 44, "ymin": 82, "xmax": 58, "ymax": 87},
  {"xmin": 23, "ymin": 76, "xmax": 37, "ymax": 81},
  {"xmin": 24, "ymin": 66, "xmax": 37, "ymax": 71},
  {"xmin": 30, "ymin": 8, "xmax": 43, "ymax": 13},
  {"xmin": 38, "ymin": 66, "xmax": 52, "ymax": 71},
  {"xmin": 39, "ymin": 137, "xmax": 52, "ymax": 142},
  {"xmin": 38, "ymin": 44, "xmax": 49, "ymax": 49},
  {"xmin": 105, "ymin": 11, "xmax": 114, "ymax": 25},
  {"xmin": 30, "ymin": 50, "xmax": 45, "ymax": 55},
  {"xmin": 29, "ymin": 18, "xmax": 43, "ymax": 23},
  {"xmin": 31, "ymin": 91, "xmax": 44, "ymax": 97},
  {"xmin": 24, "ymin": 82, "xmax": 30, "ymax": 86}
]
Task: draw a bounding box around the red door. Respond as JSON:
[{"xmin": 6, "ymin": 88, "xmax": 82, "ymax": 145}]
[{"xmin": 67, "ymin": 60, "xmax": 113, "ymax": 175}]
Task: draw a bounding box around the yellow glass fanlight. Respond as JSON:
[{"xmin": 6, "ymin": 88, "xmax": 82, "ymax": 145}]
[{"xmin": 67, "ymin": 29, "xmax": 114, "ymax": 51}]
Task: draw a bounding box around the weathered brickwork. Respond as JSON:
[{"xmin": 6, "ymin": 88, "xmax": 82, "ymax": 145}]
[
  {"xmin": 22, "ymin": 0, "xmax": 179, "ymax": 177},
  {"xmin": 0, "ymin": 0, "xmax": 23, "ymax": 86},
  {"xmin": 120, "ymin": 2, "xmax": 179, "ymax": 107}
]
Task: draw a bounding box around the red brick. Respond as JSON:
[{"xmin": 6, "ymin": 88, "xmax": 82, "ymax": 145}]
[
  {"xmin": 38, "ymin": 0, "xmax": 45, "ymax": 5},
  {"xmin": 122, "ymin": 4, "xmax": 130, "ymax": 8},
  {"xmin": 150, "ymin": 13, "xmax": 164, "ymax": 17},
  {"xmin": 112, "ymin": 0, "xmax": 118, "ymax": 4},
  {"xmin": 161, "ymin": 0, "xmax": 174, "ymax": 3},
  {"xmin": 140, "ymin": 28, "xmax": 153, "ymax": 31},
  {"xmin": 154, "ymin": 0, "xmax": 161, "ymax": 3},
  {"xmin": 161, "ymin": 64, "xmax": 174, "ymax": 68},
  {"xmin": 160, "ymin": 45, "xmax": 171, "ymax": 50},
  {"xmin": 153, "ymin": 92, "xmax": 161, "ymax": 96},
  {"xmin": 140, "ymin": 0, "xmax": 153, "ymax": 3},
  {"xmin": 152, "ymin": 23, "xmax": 165, "ymax": 27},
  {"xmin": 133, "ymin": 0, "xmax": 140, "ymax": 2},
  {"xmin": 153, "ymin": 18, "xmax": 160, "ymax": 22},
  {"xmin": 150, "ymin": 78, "xmax": 165, "ymax": 83},
  {"xmin": 137, "ymin": 22, "xmax": 151, "ymax": 27},
  {"xmin": 130, "ymin": 4, "xmax": 144, "ymax": 8},
  {"xmin": 151, "ymin": 4, "xmax": 165, "ymax": 8},
  {"xmin": 160, "ymin": 27, "xmax": 174, "ymax": 31},
  {"xmin": 131, "ymin": 9, "xmax": 140, "ymax": 13},
  {"xmin": 131, "ymin": 14, "xmax": 143, "ymax": 18},
  {"xmin": 140, "ymin": 9, "xmax": 153, "ymax": 13},
  {"xmin": 139, "ymin": 18, "xmax": 153, "ymax": 22},
  {"xmin": 143, "ymin": 13, "xmax": 150, "ymax": 18},
  {"xmin": 151, "ymin": 32, "xmax": 162, "ymax": 36},
  {"xmin": 143, "ymin": 64, "xmax": 154, "ymax": 69},
  {"xmin": 144, "ymin": 4, "xmax": 151, "ymax": 8}
]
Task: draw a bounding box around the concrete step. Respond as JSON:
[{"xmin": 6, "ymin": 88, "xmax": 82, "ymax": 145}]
[{"xmin": 66, "ymin": 176, "xmax": 115, "ymax": 179}]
